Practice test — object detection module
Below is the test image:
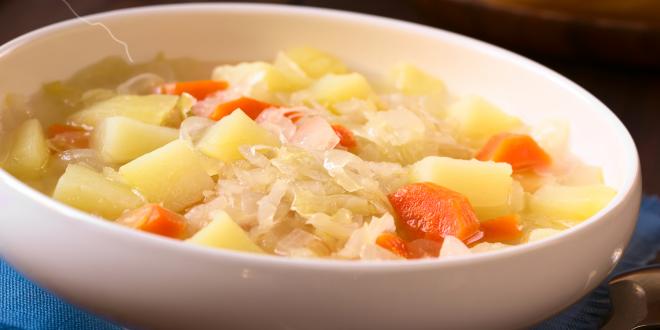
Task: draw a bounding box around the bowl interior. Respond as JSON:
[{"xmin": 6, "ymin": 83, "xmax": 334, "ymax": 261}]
[{"xmin": 0, "ymin": 4, "xmax": 636, "ymax": 213}]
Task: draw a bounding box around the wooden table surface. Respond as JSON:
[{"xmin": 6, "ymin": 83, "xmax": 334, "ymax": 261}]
[{"xmin": 2, "ymin": 0, "xmax": 658, "ymax": 195}]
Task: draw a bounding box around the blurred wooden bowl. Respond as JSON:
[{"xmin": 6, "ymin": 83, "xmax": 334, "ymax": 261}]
[{"xmin": 414, "ymin": 0, "xmax": 660, "ymax": 68}]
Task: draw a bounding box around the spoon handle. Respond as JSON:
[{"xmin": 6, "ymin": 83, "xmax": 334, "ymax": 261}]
[{"xmin": 602, "ymin": 264, "xmax": 660, "ymax": 329}]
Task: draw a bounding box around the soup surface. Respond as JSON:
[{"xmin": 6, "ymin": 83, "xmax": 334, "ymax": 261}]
[{"xmin": 0, "ymin": 48, "xmax": 616, "ymax": 260}]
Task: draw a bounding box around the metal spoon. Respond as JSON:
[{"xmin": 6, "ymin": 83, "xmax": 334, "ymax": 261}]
[{"xmin": 602, "ymin": 264, "xmax": 660, "ymax": 329}]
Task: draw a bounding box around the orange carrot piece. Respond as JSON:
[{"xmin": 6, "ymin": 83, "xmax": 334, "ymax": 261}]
[
  {"xmin": 405, "ymin": 239, "xmax": 442, "ymax": 259},
  {"xmin": 476, "ymin": 133, "xmax": 551, "ymax": 171},
  {"xmin": 47, "ymin": 124, "xmax": 85, "ymax": 138},
  {"xmin": 376, "ymin": 232, "xmax": 410, "ymax": 258},
  {"xmin": 117, "ymin": 204, "xmax": 187, "ymax": 239},
  {"xmin": 47, "ymin": 124, "xmax": 90, "ymax": 150},
  {"xmin": 331, "ymin": 124, "xmax": 357, "ymax": 148},
  {"xmin": 209, "ymin": 97, "xmax": 273, "ymax": 121},
  {"xmin": 480, "ymin": 214, "xmax": 523, "ymax": 243},
  {"xmin": 159, "ymin": 80, "xmax": 228, "ymax": 100},
  {"xmin": 388, "ymin": 182, "xmax": 481, "ymax": 243}
]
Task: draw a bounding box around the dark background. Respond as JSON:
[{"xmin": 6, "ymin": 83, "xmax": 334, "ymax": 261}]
[{"xmin": 1, "ymin": 0, "xmax": 658, "ymax": 194}]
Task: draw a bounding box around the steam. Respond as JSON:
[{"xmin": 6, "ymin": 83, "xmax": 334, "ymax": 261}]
[{"xmin": 61, "ymin": 0, "xmax": 135, "ymax": 63}]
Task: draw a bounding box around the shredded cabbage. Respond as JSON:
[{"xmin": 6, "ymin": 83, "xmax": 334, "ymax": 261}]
[
  {"xmin": 56, "ymin": 149, "xmax": 105, "ymax": 171},
  {"xmin": 360, "ymin": 243, "xmax": 402, "ymax": 260},
  {"xmin": 353, "ymin": 101, "xmax": 472, "ymax": 165},
  {"xmin": 290, "ymin": 116, "xmax": 339, "ymax": 151},
  {"xmin": 274, "ymin": 228, "xmax": 322, "ymax": 258},
  {"xmin": 323, "ymin": 149, "xmax": 376, "ymax": 192},
  {"xmin": 179, "ymin": 116, "xmax": 214, "ymax": 143},
  {"xmin": 439, "ymin": 235, "xmax": 471, "ymax": 258},
  {"xmin": 256, "ymin": 179, "xmax": 289, "ymax": 230},
  {"xmin": 256, "ymin": 108, "xmax": 297, "ymax": 143},
  {"xmin": 364, "ymin": 109, "xmax": 425, "ymax": 146},
  {"xmin": 184, "ymin": 141, "xmax": 405, "ymax": 259},
  {"xmin": 306, "ymin": 209, "xmax": 359, "ymax": 241},
  {"xmin": 338, "ymin": 213, "xmax": 396, "ymax": 259},
  {"xmin": 116, "ymin": 73, "xmax": 165, "ymax": 95}
]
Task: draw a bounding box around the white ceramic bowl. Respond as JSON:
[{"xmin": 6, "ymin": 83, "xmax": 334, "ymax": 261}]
[{"xmin": 0, "ymin": 4, "xmax": 641, "ymax": 330}]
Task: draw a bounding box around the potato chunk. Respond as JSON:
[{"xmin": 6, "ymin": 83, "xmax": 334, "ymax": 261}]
[
  {"xmin": 91, "ymin": 116, "xmax": 178, "ymax": 164},
  {"xmin": 527, "ymin": 184, "xmax": 616, "ymax": 221},
  {"xmin": 284, "ymin": 46, "xmax": 348, "ymax": 78},
  {"xmin": 211, "ymin": 62, "xmax": 294, "ymax": 100},
  {"xmin": 474, "ymin": 180, "xmax": 524, "ymax": 220},
  {"xmin": 119, "ymin": 140, "xmax": 214, "ymax": 212},
  {"xmin": 197, "ymin": 110, "xmax": 280, "ymax": 162},
  {"xmin": 187, "ymin": 211, "xmax": 263, "ymax": 254},
  {"xmin": 2, "ymin": 119, "xmax": 50, "ymax": 179},
  {"xmin": 68, "ymin": 95, "xmax": 182, "ymax": 128},
  {"xmin": 447, "ymin": 96, "xmax": 521, "ymax": 142},
  {"xmin": 410, "ymin": 156, "xmax": 513, "ymax": 209},
  {"xmin": 389, "ymin": 63, "xmax": 446, "ymax": 96},
  {"xmin": 307, "ymin": 73, "xmax": 373, "ymax": 107},
  {"xmin": 273, "ymin": 52, "xmax": 313, "ymax": 91},
  {"xmin": 53, "ymin": 164, "xmax": 143, "ymax": 219}
]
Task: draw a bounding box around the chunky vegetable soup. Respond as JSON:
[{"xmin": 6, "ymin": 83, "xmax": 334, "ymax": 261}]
[{"xmin": 0, "ymin": 48, "xmax": 616, "ymax": 260}]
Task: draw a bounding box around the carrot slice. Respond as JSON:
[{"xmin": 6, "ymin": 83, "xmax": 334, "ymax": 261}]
[
  {"xmin": 159, "ymin": 80, "xmax": 228, "ymax": 100},
  {"xmin": 480, "ymin": 214, "xmax": 523, "ymax": 243},
  {"xmin": 388, "ymin": 182, "xmax": 481, "ymax": 243},
  {"xmin": 476, "ymin": 133, "xmax": 551, "ymax": 171},
  {"xmin": 47, "ymin": 124, "xmax": 85, "ymax": 137},
  {"xmin": 209, "ymin": 97, "xmax": 273, "ymax": 121},
  {"xmin": 376, "ymin": 232, "xmax": 410, "ymax": 258},
  {"xmin": 406, "ymin": 239, "xmax": 442, "ymax": 259},
  {"xmin": 117, "ymin": 204, "xmax": 187, "ymax": 239},
  {"xmin": 331, "ymin": 124, "xmax": 357, "ymax": 148},
  {"xmin": 47, "ymin": 124, "xmax": 90, "ymax": 150}
]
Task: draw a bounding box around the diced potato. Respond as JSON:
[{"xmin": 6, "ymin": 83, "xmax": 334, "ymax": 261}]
[
  {"xmin": 197, "ymin": 110, "xmax": 280, "ymax": 162},
  {"xmin": 187, "ymin": 211, "xmax": 263, "ymax": 254},
  {"xmin": 53, "ymin": 164, "xmax": 143, "ymax": 219},
  {"xmin": 2, "ymin": 119, "xmax": 50, "ymax": 179},
  {"xmin": 474, "ymin": 180, "xmax": 524, "ymax": 220},
  {"xmin": 91, "ymin": 116, "xmax": 178, "ymax": 164},
  {"xmin": 389, "ymin": 62, "xmax": 446, "ymax": 96},
  {"xmin": 175, "ymin": 93, "xmax": 197, "ymax": 118},
  {"xmin": 211, "ymin": 62, "xmax": 294, "ymax": 100},
  {"xmin": 447, "ymin": 96, "xmax": 521, "ymax": 142},
  {"xmin": 273, "ymin": 52, "xmax": 313, "ymax": 91},
  {"xmin": 528, "ymin": 228, "xmax": 562, "ymax": 242},
  {"xmin": 67, "ymin": 95, "xmax": 182, "ymax": 128},
  {"xmin": 527, "ymin": 184, "xmax": 617, "ymax": 221},
  {"xmin": 284, "ymin": 46, "xmax": 348, "ymax": 78},
  {"xmin": 410, "ymin": 156, "xmax": 513, "ymax": 208},
  {"xmin": 307, "ymin": 73, "xmax": 373, "ymax": 107},
  {"xmin": 119, "ymin": 140, "xmax": 214, "ymax": 212}
]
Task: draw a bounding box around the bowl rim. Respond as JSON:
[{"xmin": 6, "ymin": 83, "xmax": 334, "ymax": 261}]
[{"xmin": 0, "ymin": 2, "xmax": 641, "ymax": 272}]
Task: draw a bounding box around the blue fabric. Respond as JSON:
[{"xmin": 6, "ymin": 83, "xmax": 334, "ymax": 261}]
[
  {"xmin": 0, "ymin": 263, "xmax": 120, "ymax": 330},
  {"xmin": 1, "ymin": 197, "xmax": 659, "ymax": 330}
]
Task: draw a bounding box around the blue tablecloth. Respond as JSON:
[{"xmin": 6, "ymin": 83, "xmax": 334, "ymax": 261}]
[{"xmin": 2, "ymin": 196, "xmax": 659, "ymax": 330}]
